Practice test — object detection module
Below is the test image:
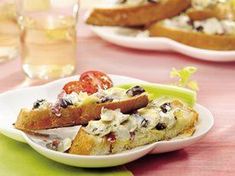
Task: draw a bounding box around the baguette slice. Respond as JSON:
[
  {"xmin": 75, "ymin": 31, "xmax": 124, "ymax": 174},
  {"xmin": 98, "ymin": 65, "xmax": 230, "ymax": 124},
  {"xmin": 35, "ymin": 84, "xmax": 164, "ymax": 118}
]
[
  {"xmin": 187, "ymin": 2, "xmax": 235, "ymax": 20},
  {"xmin": 148, "ymin": 22, "xmax": 235, "ymax": 50},
  {"xmin": 86, "ymin": 0, "xmax": 191, "ymax": 27},
  {"xmin": 15, "ymin": 94, "xmax": 148, "ymax": 131},
  {"xmin": 69, "ymin": 100, "xmax": 198, "ymax": 155}
]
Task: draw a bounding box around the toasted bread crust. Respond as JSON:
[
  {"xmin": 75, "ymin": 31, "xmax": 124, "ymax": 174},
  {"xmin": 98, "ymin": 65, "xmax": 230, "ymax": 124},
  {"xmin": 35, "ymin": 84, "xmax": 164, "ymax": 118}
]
[
  {"xmin": 15, "ymin": 94, "xmax": 149, "ymax": 131},
  {"xmin": 187, "ymin": 4, "xmax": 235, "ymax": 21},
  {"xmin": 69, "ymin": 128, "xmax": 111, "ymax": 155},
  {"xmin": 148, "ymin": 22, "xmax": 235, "ymax": 50},
  {"xmin": 69, "ymin": 129, "xmax": 96, "ymax": 155},
  {"xmin": 86, "ymin": 0, "xmax": 191, "ymax": 27},
  {"xmin": 69, "ymin": 105, "xmax": 198, "ymax": 155}
]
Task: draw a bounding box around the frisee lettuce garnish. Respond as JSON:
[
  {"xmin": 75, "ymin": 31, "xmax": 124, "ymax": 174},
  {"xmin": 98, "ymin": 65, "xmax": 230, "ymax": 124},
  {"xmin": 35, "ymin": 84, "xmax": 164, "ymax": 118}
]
[{"xmin": 170, "ymin": 66, "xmax": 199, "ymax": 91}]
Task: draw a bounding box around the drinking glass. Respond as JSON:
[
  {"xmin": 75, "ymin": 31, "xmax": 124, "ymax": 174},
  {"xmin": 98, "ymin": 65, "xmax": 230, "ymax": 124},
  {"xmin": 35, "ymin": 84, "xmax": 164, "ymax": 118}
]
[
  {"xmin": 0, "ymin": 0, "xmax": 19, "ymax": 63},
  {"xmin": 17, "ymin": 0, "xmax": 79, "ymax": 79}
]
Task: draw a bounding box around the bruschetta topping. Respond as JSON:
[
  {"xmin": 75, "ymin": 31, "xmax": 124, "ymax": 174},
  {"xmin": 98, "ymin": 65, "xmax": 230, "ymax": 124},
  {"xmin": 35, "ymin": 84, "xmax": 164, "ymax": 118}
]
[
  {"xmin": 38, "ymin": 86, "xmax": 146, "ymax": 118},
  {"xmin": 95, "ymin": 86, "xmax": 146, "ymax": 103},
  {"xmin": 163, "ymin": 15, "xmax": 192, "ymax": 31},
  {"xmin": 163, "ymin": 14, "xmax": 235, "ymax": 35},
  {"xmin": 155, "ymin": 123, "xmax": 167, "ymax": 130},
  {"xmin": 138, "ymin": 108, "xmax": 160, "ymax": 129},
  {"xmin": 85, "ymin": 120, "xmax": 112, "ymax": 137},
  {"xmin": 59, "ymin": 98, "xmax": 73, "ymax": 108},
  {"xmin": 133, "ymin": 114, "xmax": 149, "ymax": 128},
  {"xmin": 33, "ymin": 99, "xmax": 48, "ymax": 109},
  {"xmin": 192, "ymin": 0, "xmax": 228, "ymax": 9},
  {"xmin": 159, "ymin": 110, "xmax": 177, "ymax": 129},
  {"xmin": 122, "ymin": 116, "xmax": 138, "ymax": 132},
  {"xmin": 84, "ymin": 99, "xmax": 186, "ymax": 140},
  {"xmin": 99, "ymin": 96, "xmax": 114, "ymax": 103},
  {"xmin": 194, "ymin": 18, "xmax": 224, "ymax": 35},
  {"xmin": 32, "ymin": 99, "xmax": 51, "ymax": 110},
  {"xmin": 126, "ymin": 85, "xmax": 145, "ymax": 97},
  {"xmin": 95, "ymin": 87, "xmax": 129, "ymax": 102},
  {"xmin": 138, "ymin": 99, "xmax": 177, "ymax": 130},
  {"xmin": 194, "ymin": 18, "xmax": 235, "ymax": 35},
  {"xmin": 221, "ymin": 20, "xmax": 235, "ymax": 34},
  {"xmin": 106, "ymin": 132, "xmax": 116, "ymax": 143},
  {"xmin": 160, "ymin": 103, "xmax": 172, "ymax": 113},
  {"xmin": 61, "ymin": 92, "xmax": 80, "ymax": 105},
  {"xmin": 85, "ymin": 108, "xmax": 135, "ymax": 138}
]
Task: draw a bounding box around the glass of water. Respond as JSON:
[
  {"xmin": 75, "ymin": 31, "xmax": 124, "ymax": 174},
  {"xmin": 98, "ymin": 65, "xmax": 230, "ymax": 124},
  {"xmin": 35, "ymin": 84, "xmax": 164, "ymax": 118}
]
[
  {"xmin": 0, "ymin": 0, "xmax": 19, "ymax": 63},
  {"xmin": 17, "ymin": 0, "xmax": 79, "ymax": 79}
]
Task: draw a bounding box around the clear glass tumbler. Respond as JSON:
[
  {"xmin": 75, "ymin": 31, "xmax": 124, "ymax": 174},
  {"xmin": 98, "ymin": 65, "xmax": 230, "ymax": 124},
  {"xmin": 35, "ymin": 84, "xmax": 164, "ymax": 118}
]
[
  {"xmin": 17, "ymin": 0, "xmax": 79, "ymax": 79},
  {"xmin": 0, "ymin": 0, "xmax": 20, "ymax": 63}
]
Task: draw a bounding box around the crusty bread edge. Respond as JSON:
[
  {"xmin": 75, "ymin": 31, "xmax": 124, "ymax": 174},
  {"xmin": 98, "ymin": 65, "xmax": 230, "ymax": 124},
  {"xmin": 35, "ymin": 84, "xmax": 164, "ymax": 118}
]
[
  {"xmin": 148, "ymin": 22, "xmax": 235, "ymax": 50},
  {"xmin": 186, "ymin": 4, "xmax": 235, "ymax": 21},
  {"xmin": 86, "ymin": 0, "xmax": 191, "ymax": 27},
  {"xmin": 15, "ymin": 94, "xmax": 149, "ymax": 131},
  {"xmin": 69, "ymin": 108, "xmax": 199, "ymax": 155}
]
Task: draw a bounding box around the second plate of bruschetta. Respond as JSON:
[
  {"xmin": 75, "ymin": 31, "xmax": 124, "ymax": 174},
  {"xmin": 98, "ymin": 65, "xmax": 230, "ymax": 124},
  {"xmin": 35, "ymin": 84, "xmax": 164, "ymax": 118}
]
[{"xmin": 87, "ymin": 0, "xmax": 235, "ymax": 62}]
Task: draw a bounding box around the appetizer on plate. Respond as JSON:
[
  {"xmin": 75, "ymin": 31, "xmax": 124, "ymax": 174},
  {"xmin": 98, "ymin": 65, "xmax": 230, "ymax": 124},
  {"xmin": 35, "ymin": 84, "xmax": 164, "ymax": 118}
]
[
  {"xmin": 187, "ymin": 0, "xmax": 235, "ymax": 21},
  {"xmin": 15, "ymin": 88, "xmax": 148, "ymax": 131},
  {"xmin": 69, "ymin": 99, "xmax": 198, "ymax": 155},
  {"xmin": 86, "ymin": 0, "xmax": 191, "ymax": 27},
  {"xmin": 148, "ymin": 14, "xmax": 235, "ymax": 50},
  {"xmin": 15, "ymin": 71, "xmax": 148, "ymax": 131},
  {"xmin": 15, "ymin": 69, "xmax": 200, "ymax": 155}
]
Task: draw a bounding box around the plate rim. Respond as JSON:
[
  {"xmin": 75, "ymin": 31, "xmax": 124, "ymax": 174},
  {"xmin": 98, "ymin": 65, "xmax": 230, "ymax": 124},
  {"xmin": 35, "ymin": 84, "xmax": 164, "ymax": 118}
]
[{"xmin": 90, "ymin": 26, "xmax": 235, "ymax": 62}]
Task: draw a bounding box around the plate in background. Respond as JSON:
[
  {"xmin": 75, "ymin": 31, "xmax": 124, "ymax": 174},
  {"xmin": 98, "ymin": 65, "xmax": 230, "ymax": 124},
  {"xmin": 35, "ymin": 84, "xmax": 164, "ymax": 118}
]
[{"xmin": 91, "ymin": 26, "xmax": 235, "ymax": 62}]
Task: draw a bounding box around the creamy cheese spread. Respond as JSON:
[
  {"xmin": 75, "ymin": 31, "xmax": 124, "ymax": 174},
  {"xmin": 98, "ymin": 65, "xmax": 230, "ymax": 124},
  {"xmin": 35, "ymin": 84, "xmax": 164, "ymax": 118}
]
[
  {"xmin": 95, "ymin": 87, "xmax": 130, "ymax": 101},
  {"xmin": 194, "ymin": 18, "xmax": 224, "ymax": 35},
  {"xmin": 194, "ymin": 18, "xmax": 235, "ymax": 35},
  {"xmin": 163, "ymin": 14, "xmax": 235, "ymax": 35},
  {"xmin": 163, "ymin": 15, "xmax": 193, "ymax": 31},
  {"xmin": 33, "ymin": 99, "xmax": 51, "ymax": 110},
  {"xmin": 192, "ymin": 0, "xmax": 228, "ymax": 9},
  {"xmin": 84, "ymin": 99, "xmax": 183, "ymax": 141},
  {"xmin": 57, "ymin": 86, "xmax": 142, "ymax": 108},
  {"xmin": 85, "ymin": 108, "xmax": 133, "ymax": 138}
]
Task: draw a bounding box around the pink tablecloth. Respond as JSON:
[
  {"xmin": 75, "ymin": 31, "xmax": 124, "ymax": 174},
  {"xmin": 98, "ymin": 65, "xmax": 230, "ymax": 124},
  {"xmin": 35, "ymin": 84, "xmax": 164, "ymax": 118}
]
[{"xmin": 1, "ymin": 17, "xmax": 235, "ymax": 176}]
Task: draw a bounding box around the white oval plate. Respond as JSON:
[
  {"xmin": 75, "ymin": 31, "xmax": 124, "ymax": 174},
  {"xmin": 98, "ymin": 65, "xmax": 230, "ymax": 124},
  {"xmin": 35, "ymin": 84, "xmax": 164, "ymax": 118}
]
[
  {"xmin": 0, "ymin": 75, "xmax": 214, "ymax": 167},
  {"xmin": 90, "ymin": 26, "xmax": 235, "ymax": 62}
]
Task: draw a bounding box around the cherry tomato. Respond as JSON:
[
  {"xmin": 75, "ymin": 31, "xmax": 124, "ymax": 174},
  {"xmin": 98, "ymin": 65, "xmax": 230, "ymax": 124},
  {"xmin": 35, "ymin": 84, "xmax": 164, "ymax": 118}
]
[
  {"xmin": 79, "ymin": 71, "xmax": 113, "ymax": 91},
  {"xmin": 63, "ymin": 81, "xmax": 96, "ymax": 94}
]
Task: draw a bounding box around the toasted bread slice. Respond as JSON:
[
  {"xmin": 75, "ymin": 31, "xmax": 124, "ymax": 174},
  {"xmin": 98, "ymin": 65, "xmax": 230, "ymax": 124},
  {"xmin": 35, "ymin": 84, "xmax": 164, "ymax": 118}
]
[
  {"xmin": 69, "ymin": 100, "xmax": 198, "ymax": 155},
  {"xmin": 148, "ymin": 21, "xmax": 235, "ymax": 50},
  {"xmin": 15, "ymin": 94, "xmax": 148, "ymax": 131},
  {"xmin": 187, "ymin": 1, "xmax": 235, "ymax": 20},
  {"xmin": 86, "ymin": 0, "xmax": 191, "ymax": 27}
]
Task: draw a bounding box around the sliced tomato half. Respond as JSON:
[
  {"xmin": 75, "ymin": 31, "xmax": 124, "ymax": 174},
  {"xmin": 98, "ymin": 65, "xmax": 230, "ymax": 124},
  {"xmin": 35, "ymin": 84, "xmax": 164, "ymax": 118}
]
[{"xmin": 79, "ymin": 71, "xmax": 113, "ymax": 91}]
